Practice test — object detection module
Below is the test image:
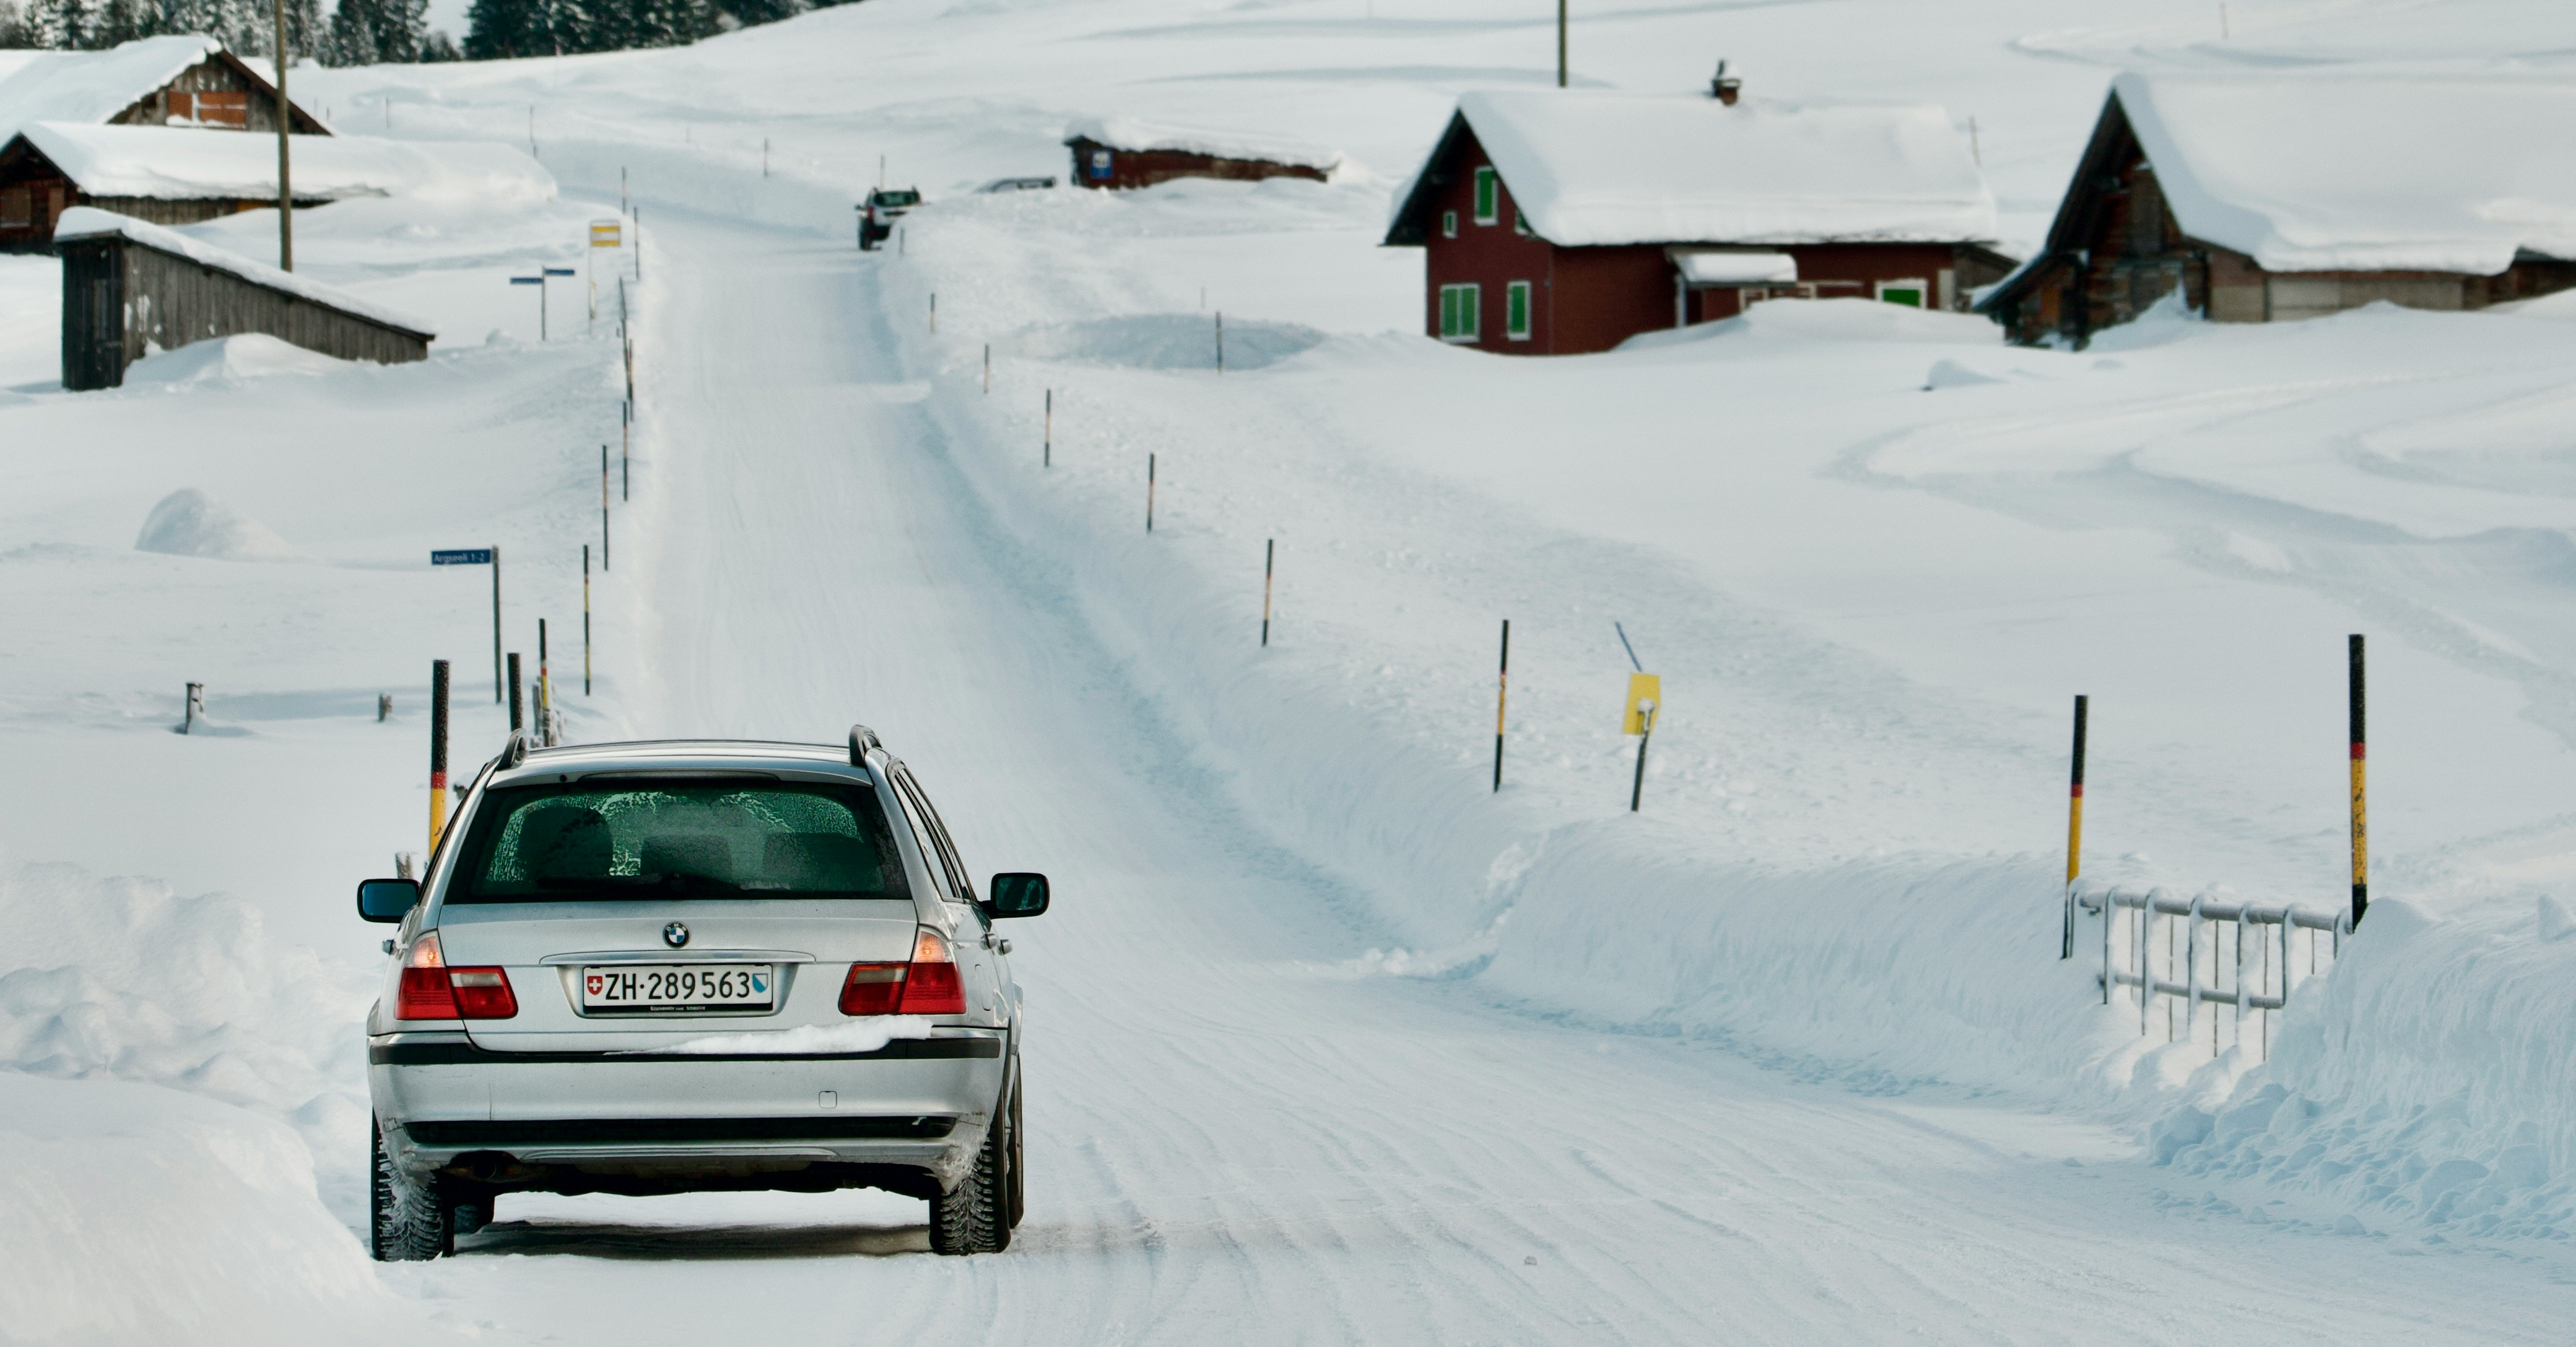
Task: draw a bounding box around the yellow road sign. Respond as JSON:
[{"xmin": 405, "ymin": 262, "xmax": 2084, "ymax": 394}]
[
  {"xmin": 590, "ymin": 219, "xmax": 623, "ymax": 248},
  {"xmin": 1622, "ymin": 672, "xmax": 1661, "ymax": 735}
]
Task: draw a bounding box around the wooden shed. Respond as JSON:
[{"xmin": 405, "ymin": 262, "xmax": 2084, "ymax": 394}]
[
  {"xmin": 1383, "ymin": 90, "xmax": 2009, "ymax": 355},
  {"xmin": 1980, "ymin": 74, "xmax": 2576, "ymax": 346},
  {"xmin": 56, "ymin": 207, "xmax": 431, "ymax": 391},
  {"xmin": 1064, "ymin": 117, "xmax": 1340, "ymax": 191}
]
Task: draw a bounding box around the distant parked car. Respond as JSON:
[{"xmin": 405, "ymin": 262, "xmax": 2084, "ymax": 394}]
[
  {"xmin": 979, "ymin": 177, "xmax": 1056, "ymax": 193},
  {"xmin": 858, "ymin": 187, "xmax": 921, "ymax": 250},
  {"xmin": 357, "ymin": 727, "xmax": 1051, "ymax": 1258}
]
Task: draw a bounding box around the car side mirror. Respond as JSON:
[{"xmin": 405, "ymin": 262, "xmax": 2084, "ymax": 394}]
[
  {"xmin": 357, "ymin": 878, "xmax": 420, "ymax": 923},
  {"xmin": 988, "ymin": 872, "xmax": 1049, "ymax": 918}
]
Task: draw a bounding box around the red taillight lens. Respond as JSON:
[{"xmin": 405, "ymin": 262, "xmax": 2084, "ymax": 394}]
[
  {"xmin": 839, "ymin": 962, "xmax": 907, "ymax": 1016},
  {"xmin": 896, "ymin": 928, "xmax": 966, "ymax": 1015},
  {"xmin": 841, "ymin": 929, "xmax": 968, "ymax": 1016},
  {"xmin": 393, "ymin": 934, "xmax": 515, "ymax": 1020},
  {"xmin": 448, "ymin": 969, "xmax": 518, "ymax": 1019}
]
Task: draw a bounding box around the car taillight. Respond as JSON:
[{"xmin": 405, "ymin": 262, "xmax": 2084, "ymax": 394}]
[
  {"xmin": 394, "ymin": 933, "xmax": 516, "ymax": 1020},
  {"xmin": 897, "ymin": 927, "xmax": 966, "ymax": 1014},
  {"xmin": 839, "ymin": 928, "xmax": 967, "ymax": 1016}
]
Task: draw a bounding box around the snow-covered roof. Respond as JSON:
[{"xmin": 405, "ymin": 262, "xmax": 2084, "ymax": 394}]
[
  {"xmin": 18, "ymin": 122, "xmax": 556, "ymax": 204},
  {"xmin": 1063, "ymin": 116, "xmax": 1342, "ymax": 172},
  {"xmin": 1393, "ymin": 90, "xmax": 1996, "ymax": 248},
  {"xmin": 53, "ymin": 206, "xmax": 435, "ymax": 338},
  {"xmin": 2110, "ymin": 72, "xmax": 2576, "ymax": 274},
  {"xmin": 1674, "ymin": 250, "xmax": 1797, "ymax": 284},
  {"xmin": 0, "ymin": 35, "xmax": 299, "ymax": 142}
]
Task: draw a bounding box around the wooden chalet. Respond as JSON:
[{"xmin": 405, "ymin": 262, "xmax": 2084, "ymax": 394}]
[
  {"xmin": 1980, "ymin": 74, "xmax": 2576, "ymax": 346},
  {"xmin": 56, "ymin": 207, "xmax": 430, "ymax": 390},
  {"xmin": 1064, "ymin": 116, "xmax": 1340, "ymax": 191},
  {"xmin": 1385, "ymin": 89, "xmax": 2009, "ymax": 355},
  {"xmin": 0, "ymin": 35, "xmax": 330, "ymax": 251}
]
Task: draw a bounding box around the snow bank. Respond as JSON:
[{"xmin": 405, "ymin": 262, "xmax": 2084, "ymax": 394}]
[
  {"xmin": 1065, "ymin": 115, "xmax": 1343, "ymax": 172},
  {"xmin": 2115, "ymin": 72, "xmax": 2576, "ymax": 275},
  {"xmin": 0, "ymin": 1073, "xmax": 440, "ymax": 1346},
  {"xmin": 25, "ymin": 121, "xmax": 555, "ymax": 206},
  {"xmin": 1417, "ymin": 91, "xmax": 1996, "ymax": 248},
  {"xmin": 2157, "ymin": 894, "xmax": 2576, "ymax": 1242},
  {"xmin": 133, "ymin": 486, "xmax": 300, "ymax": 561},
  {"xmin": 53, "ymin": 206, "xmax": 436, "ymax": 338},
  {"xmin": 998, "ymin": 314, "xmax": 1323, "ymax": 371},
  {"xmin": 0, "ymin": 862, "xmax": 375, "ymax": 1194},
  {"xmin": 126, "ymin": 332, "xmax": 350, "ymax": 387}
]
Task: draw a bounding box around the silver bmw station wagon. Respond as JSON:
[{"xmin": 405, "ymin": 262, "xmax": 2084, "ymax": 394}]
[{"xmin": 356, "ymin": 726, "xmax": 1048, "ymax": 1259}]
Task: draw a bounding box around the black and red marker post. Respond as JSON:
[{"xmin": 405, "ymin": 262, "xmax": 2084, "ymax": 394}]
[
  {"xmin": 2063, "ymin": 693, "xmax": 2086, "ymax": 961},
  {"xmin": 2349, "ymin": 634, "xmax": 2367, "ymax": 928},
  {"xmin": 429, "ymin": 659, "xmax": 451, "ymax": 852}
]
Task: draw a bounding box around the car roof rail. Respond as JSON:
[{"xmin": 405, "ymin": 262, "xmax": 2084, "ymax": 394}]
[
  {"xmin": 501, "ymin": 731, "xmax": 534, "ymax": 769},
  {"xmin": 848, "ymin": 724, "xmax": 883, "ymax": 765}
]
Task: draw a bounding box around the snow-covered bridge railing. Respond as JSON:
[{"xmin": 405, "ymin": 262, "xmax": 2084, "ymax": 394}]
[{"xmin": 2076, "ymin": 887, "xmax": 2350, "ymax": 1060}]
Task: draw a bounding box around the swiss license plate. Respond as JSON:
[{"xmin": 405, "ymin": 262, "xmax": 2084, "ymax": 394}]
[{"xmin": 583, "ymin": 964, "xmax": 774, "ymax": 1013}]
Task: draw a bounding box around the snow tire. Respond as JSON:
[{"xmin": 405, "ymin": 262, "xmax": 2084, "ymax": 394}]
[
  {"xmin": 1004, "ymin": 1061, "xmax": 1025, "ymax": 1231},
  {"xmin": 928, "ymin": 1077, "xmax": 1012, "ymax": 1255},
  {"xmin": 371, "ymin": 1117, "xmax": 453, "ymax": 1262}
]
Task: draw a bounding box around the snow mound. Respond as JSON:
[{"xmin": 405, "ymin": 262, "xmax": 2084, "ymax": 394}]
[
  {"xmin": 0, "ymin": 1073, "xmax": 440, "ymax": 1345},
  {"xmin": 0, "ymin": 863, "xmax": 372, "ymax": 1185},
  {"xmin": 1000, "ymin": 314, "xmax": 1325, "ymax": 370},
  {"xmin": 1622, "ymin": 298, "xmax": 2001, "ymax": 351},
  {"xmin": 134, "ymin": 487, "xmax": 298, "ymax": 562},
  {"xmin": 125, "ymin": 333, "xmax": 350, "ymax": 386}
]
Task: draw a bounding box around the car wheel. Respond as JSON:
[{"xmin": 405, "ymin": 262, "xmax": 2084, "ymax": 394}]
[
  {"xmin": 370, "ymin": 1117, "xmax": 452, "ymax": 1262},
  {"xmin": 1005, "ymin": 1063, "xmax": 1025, "ymax": 1231},
  {"xmin": 927, "ymin": 1082, "xmax": 1011, "ymax": 1255}
]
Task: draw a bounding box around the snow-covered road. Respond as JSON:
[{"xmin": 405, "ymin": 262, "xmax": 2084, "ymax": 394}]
[{"xmin": 380, "ymin": 214, "xmax": 2572, "ymax": 1344}]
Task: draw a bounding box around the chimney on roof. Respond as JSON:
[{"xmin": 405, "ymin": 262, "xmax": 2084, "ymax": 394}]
[{"xmin": 1711, "ymin": 60, "xmax": 1742, "ymax": 106}]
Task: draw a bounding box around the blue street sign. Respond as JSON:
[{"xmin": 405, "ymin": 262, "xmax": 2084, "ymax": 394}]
[
  {"xmin": 542, "ymin": 268, "xmax": 577, "ymax": 277},
  {"xmin": 508, "ymin": 276, "xmax": 542, "ymax": 285},
  {"xmin": 432, "ymin": 549, "xmax": 494, "ymax": 565}
]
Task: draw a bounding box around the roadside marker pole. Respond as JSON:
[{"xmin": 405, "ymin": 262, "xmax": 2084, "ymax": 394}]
[
  {"xmin": 601, "ymin": 445, "xmax": 611, "ymax": 570},
  {"xmin": 429, "ymin": 659, "xmax": 450, "ymax": 851},
  {"xmin": 930, "ymin": 292, "xmax": 937, "ymax": 334},
  {"xmin": 1147, "ymin": 453, "xmax": 1157, "ymax": 533},
  {"xmin": 491, "ymin": 547, "xmax": 502, "ymax": 702},
  {"xmin": 538, "ymin": 619, "xmax": 553, "ymax": 746},
  {"xmin": 2349, "ymin": 634, "xmax": 2367, "ymax": 927},
  {"xmin": 583, "ymin": 546, "xmax": 593, "ymax": 696},
  {"xmin": 183, "ymin": 681, "xmax": 204, "ymax": 734},
  {"xmin": 1043, "ymin": 389, "xmax": 1052, "ymax": 467},
  {"xmin": 1493, "ymin": 619, "xmax": 1510, "ymax": 792},
  {"xmin": 1216, "ymin": 312, "xmax": 1224, "ymax": 373},
  {"xmin": 622, "ymin": 402, "xmax": 632, "ymax": 500},
  {"xmin": 983, "ymin": 344, "xmax": 990, "ymax": 393},
  {"xmin": 2063, "ymin": 694, "xmax": 2087, "ymax": 961},
  {"xmin": 507, "ymin": 653, "xmax": 524, "ymax": 733},
  {"xmin": 1261, "ymin": 539, "xmax": 1274, "ymax": 647},
  {"xmin": 1616, "ymin": 623, "xmax": 1658, "ymax": 813}
]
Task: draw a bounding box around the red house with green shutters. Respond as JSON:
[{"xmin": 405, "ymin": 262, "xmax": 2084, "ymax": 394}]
[{"xmin": 1383, "ymin": 89, "xmax": 2013, "ymax": 355}]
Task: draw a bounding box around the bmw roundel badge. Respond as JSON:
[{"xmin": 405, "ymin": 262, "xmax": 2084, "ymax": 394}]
[{"xmin": 663, "ymin": 921, "xmax": 690, "ymax": 948}]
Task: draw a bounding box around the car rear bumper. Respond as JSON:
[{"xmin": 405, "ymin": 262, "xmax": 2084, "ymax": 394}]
[{"xmin": 371, "ymin": 1029, "xmax": 1004, "ymax": 1194}]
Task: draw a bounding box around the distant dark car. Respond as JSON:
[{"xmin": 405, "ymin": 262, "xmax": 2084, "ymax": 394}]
[
  {"xmin": 978, "ymin": 177, "xmax": 1056, "ymax": 193},
  {"xmin": 858, "ymin": 188, "xmax": 921, "ymax": 250}
]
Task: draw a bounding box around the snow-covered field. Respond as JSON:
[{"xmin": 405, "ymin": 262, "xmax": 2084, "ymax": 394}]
[{"xmin": 9, "ymin": 0, "xmax": 2576, "ymax": 1340}]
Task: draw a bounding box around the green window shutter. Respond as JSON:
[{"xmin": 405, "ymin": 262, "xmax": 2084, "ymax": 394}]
[
  {"xmin": 1461, "ymin": 284, "xmax": 1479, "ymax": 336},
  {"xmin": 1507, "ymin": 281, "xmax": 1530, "ymax": 338},
  {"xmin": 1474, "ymin": 167, "xmax": 1497, "ymax": 223},
  {"xmin": 1439, "ymin": 286, "xmax": 1458, "ymax": 337},
  {"xmin": 1442, "ymin": 210, "xmax": 1456, "ymax": 238}
]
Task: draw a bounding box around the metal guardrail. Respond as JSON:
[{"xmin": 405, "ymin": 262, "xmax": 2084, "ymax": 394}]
[{"xmin": 2076, "ymin": 887, "xmax": 2350, "ymax": 1058}]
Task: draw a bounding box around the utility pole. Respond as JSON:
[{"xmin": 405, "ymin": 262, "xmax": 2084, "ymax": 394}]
[
  {"xmin": 274, "ymin": 0, "xmax": 292, "ymax": 270},
  {"xmin": 1557, "ymin": 0, "xmax": 1568, "ymax": 88}
]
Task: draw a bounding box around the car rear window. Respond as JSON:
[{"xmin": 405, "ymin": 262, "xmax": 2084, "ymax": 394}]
[
  {"xmin": 448, "ymin": 779, "xmax": 912, "ymax": 903},
  {"xmin": 874, "ymin": 190, "xmax": 919, "ymax": 207}
]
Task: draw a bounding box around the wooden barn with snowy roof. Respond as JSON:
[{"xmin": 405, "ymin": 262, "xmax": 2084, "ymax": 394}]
[
  {"xmin": 1064, "ymin": 116, "xmax": 1342, "ymax": 191},
  {"xmin": 1979, "ymin": 73, "xmax": 2576, "ymax": 346},
  {"xmin": 0, "ymin": 34, "xmax": 331, "ymax": 251},
  {"xmin": 1383, "ymin": 87, "xmax": 2011, "ymax": 355}
]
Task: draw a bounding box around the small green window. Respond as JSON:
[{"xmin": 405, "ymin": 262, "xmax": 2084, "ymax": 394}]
[
  {"xmin": 1513, "ymin": 211, "xmax": 1533, "ymax": 237},
  {"xmin": 1442, "ymin": 210, "xmax": 1457, "ymax": 238},
  {"xmin": 1438, "ymin": 283, "xmax": 1480, "ymax": 342},
  {"xmin": 1505, "ymin": 281, "xmax": 1531, "ymax": 340},
  {"xmin": 1473, "ymin": 167, "xmax": 1498, "ymax": 224}
]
